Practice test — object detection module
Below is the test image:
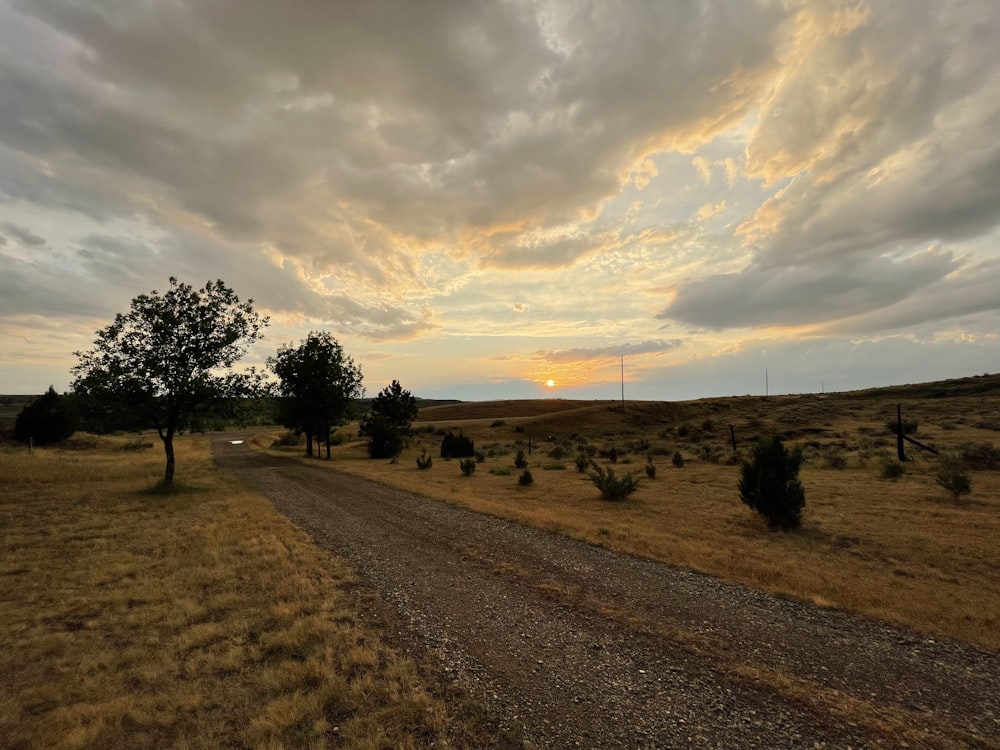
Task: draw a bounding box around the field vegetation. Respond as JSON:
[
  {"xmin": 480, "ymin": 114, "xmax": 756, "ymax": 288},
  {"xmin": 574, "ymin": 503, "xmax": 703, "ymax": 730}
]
[
  {"xmin": 0, "ymin": 434, "xmax": 492, "ymax": 750},
  {"xmin": 260, "ymin": 374, "xmax": 1000, "ymax": 652}
]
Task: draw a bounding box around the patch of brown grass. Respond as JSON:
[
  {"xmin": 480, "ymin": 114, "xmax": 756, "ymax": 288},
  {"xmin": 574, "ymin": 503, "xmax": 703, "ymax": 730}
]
[
  {"xmin": 265, "ymin": 384, "xmax": 1000, "ymax": 652},
  {"xmin": 0, "ymin": 435, "xmax": 492, "ymax": 750}
]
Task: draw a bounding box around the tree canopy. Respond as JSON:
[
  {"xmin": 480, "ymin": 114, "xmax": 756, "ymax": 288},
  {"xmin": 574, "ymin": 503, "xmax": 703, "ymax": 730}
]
[
  {"xmin": 71, "ymin": 278, "xmax": 268, "ymax": 486},
  {"xmin": 360, "ymin": 380, "xmax": 418, "ymax": 459},
  {"xmin": 268, "ymin": 331, "xmax": 363, "ymax": 458},
  {"xmin": 13, "ymin": 386, "xmax": 77, "ymax": 446}
]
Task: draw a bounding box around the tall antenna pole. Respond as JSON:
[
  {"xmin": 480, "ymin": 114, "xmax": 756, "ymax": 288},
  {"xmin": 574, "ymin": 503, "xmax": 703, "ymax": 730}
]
[
  {"xmin": 620, "ymin": 354, "xmax": 625, "ymax": 413},
  {"xmin": 765, "ymin": 368, "xmax": 769, "ymax": 398}
]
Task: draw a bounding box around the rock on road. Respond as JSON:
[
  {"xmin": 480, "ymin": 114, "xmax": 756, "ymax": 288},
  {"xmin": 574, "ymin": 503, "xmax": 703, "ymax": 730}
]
[{"xmin": 213, "ymin": 438, "xmax": 1000, "ymax": 749}]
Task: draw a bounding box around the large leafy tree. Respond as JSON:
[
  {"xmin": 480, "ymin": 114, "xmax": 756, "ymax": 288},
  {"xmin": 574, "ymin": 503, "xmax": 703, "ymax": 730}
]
[
  {"xmin": 71, "ymin": 278, "xmax": 268, "ymax": 486},
  {"xmin": 360, "ymin": 380, "xmax": 418, "ymax": 459},
  {"xmin": 13, "ymin": 386, "xmax": 77, "ymax": 446},
  {"xmin": 268, "ymin": 331, "xmax": 363, "ymax": 459}
]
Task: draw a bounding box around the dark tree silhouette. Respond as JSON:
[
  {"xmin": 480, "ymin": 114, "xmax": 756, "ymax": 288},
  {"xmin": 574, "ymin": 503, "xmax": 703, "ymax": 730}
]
[
  {"xmin": 738, "ymin": 434, "xmax": 805, "ymax": 530},
  {"xmin": 13, "ymin": 386, "xmax": 77, "ymax": 446},
  {"xmin": 72, "ymin": 278, "xmax": 268, "ymax": 486},
  {"xmin": 268, "ymin": 331, "xmax": 363, "ymax": 459}
]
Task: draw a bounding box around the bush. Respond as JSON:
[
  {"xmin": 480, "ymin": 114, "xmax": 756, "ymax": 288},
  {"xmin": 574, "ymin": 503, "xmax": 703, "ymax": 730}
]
[
  {"xmin": 575, "ymin": 453, "xmax": 589, "ymax": 472},
  {"xmin": 879, "ymin": 455, "xmax": 905, "ymax": 479},
  {"xmin": 364, "ymin": 414, "xmax": 405, "ymax": 459},
  {"xmin": 518, "ymin": 469, "xmax": 534, "ymax": 486},
  {"xmin": 672, "ymin": 451, "xmax": 684, "ymax": 468},
  {"xmin": 822, "ymin": 447, "xmax": 847, "ymax": 469},
  {"xmin": 440, "ymin": 431, "xmax": 475, "ymax": 459},
  {"xmin": 589, "ymin": 462, "xmax": 640, "ymax": 502},
  {"xmin": 475, "ymin": 449, "xmax": 486, "ymax": 463},
  {"xmin": 738, "ymin": 435, "xmax": 805, "ymax": 530},
  {"xmin": 958, "ymin": 442, "xmax": 1000, "ymax": 470},
  {"xmin": 645, "ymin": 461, "xmax": 656, "ymax": 479},
  {"xmin": 459, "ymin": 458, "xmax": 477, "ymax": 476},
  {"xmin": 490, "ymin": 419, "xmax": 505, "ymax": 428},
  {"xmin": 548, "ymin": 445, "xmax": 568, "ymax": 460},
  {"xmin": 416, "ymin": 449, "xmax": 433, "ymax": 470},
  {"xmin": 271, "ymin": 430, "xmax": 302, "ymax": 447},
  {"xmin": 935, "ymin": 463, "xmax": 972, "ymax": 500},
  {"xmin": 884, "ymin": 418, "xmax": 919, "ymax": 435},
  {"xmin": 489, "ymin": 467, "xmax": 512, "ymax": 476},
  {"xmin": 514, "ymin": 449, "xmax": 528, "ymax": 469}
]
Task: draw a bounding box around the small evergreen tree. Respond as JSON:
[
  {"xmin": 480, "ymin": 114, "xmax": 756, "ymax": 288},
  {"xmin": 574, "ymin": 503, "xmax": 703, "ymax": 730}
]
[
  {"xmin": 13, "ymin": 386, "xmax": 77, "ymax": 446},
  {"xmin": 363, "ymin": 414, "xmax": 404, "ymax": 459},
  {"xmin": 738, "ymin": 434, "xmax": 805, "ymax": 530}
]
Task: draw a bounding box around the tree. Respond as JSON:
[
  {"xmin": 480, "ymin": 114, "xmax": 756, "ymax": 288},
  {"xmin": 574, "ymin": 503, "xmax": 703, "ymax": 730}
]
[
  {"xmin": 369, "ymin": 380, "xmax": 418, "ymax": 430},
  {"xmin": 13, "ymin": 386, "xmax": 77, "ymax": 446},
  {"xmin": 71, "ymin": 278, "xmax": 268, "ymax": 486},
  {"xmin": 360, "ymin": 380, "xmax": 418, "ymax": 459},
  {"xmin": 738, "ymin": 434, "xmax": 805, "ymax": 530},
  {"xmin": 268, "ymin": 332, "xmax": 363, "ymax": 459}
]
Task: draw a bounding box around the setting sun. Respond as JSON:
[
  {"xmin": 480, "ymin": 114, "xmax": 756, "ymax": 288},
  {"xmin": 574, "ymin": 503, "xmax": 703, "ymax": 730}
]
[{"xmin": 545, "ymin": 379, "xmax": 556, "ymax": 388}]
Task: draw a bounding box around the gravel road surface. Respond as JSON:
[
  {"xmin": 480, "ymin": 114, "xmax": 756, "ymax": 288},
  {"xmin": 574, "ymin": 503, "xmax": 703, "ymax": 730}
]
[{"xmin": 213, "ymin": 438, "xmax": 1000, "ymax": 749}]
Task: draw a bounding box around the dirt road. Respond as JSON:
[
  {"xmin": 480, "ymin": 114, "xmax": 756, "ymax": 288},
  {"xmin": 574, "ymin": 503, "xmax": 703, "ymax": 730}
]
[{"xmin": 213, "ymin": 438, "xmax": 1000, "ymax": 749}]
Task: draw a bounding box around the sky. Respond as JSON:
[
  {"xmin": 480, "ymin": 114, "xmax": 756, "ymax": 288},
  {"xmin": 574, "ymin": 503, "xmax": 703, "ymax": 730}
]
[{"xmin": 1, "ymin": 0, "xmax": 999, "ymax": 402}]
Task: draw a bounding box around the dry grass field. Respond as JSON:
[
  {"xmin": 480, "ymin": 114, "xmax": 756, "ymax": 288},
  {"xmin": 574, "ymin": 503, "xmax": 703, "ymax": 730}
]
[
  {"xmin": 260, "ymin": 374, "xmax": 1000, "ymax": 653},
  {"xmin": 0, "ymin": 435, "xmax": 493, "ymax": 750}
]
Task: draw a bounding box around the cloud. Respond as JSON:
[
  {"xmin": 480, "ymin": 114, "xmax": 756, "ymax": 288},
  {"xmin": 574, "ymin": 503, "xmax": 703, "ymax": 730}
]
[
  {"xmin": 739, "ymin": 2, "xmax": 1000, "ymax": 267},
  {"xmin": 660, "ymin": 248, "xmax": 962, "ymax": 330},
  {"xmin": 692, "ymin": 157, "xmax": 712, "ymax": 184},
  {"xmin": 0, "ymin": 221, "xmax": 46, "ymax": 246},
  {"xmin": 535, "ymin": 339, "xmax": 682, "ymax": 365}
]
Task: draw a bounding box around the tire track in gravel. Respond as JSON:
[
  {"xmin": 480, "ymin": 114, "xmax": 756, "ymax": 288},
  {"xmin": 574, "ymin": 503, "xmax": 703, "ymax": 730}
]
[{"xmin": 214, "ymin": 439, "xmax": 1000, "ymax": 750}]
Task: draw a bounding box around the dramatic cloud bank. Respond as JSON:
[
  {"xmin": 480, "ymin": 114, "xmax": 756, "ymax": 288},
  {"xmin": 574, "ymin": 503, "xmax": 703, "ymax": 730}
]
[{"xmin": 1, "ymin": 0, "xmax": 998, "ymax": 398}]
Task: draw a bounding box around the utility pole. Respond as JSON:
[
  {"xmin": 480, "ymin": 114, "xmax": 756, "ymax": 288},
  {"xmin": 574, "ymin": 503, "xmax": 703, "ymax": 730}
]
[
  {"xmin": 620, "ymin": 354, "xmax": 625, "ymax": 413},
  {"xmin": 765, "ymin": 368, "xmax": 769, "ymax": 398}
]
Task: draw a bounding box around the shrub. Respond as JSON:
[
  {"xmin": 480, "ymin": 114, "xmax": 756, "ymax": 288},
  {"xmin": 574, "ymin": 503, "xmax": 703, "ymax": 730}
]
[
  {"xmin": 440, "ymin": 431, "xmax": 475, "ymax": 459},
  {"xmin": 879, "ymin": 455, "xmax": 905, "ymax": 479},
  {"xmin": 548, "ymin": 445, "xmax": 568, "ymax": 460},
  {"xmin": 475, "ymin": 449, "xmax": 486, "ymax": 463},
  {"xmin": 822, "ymin": 447, "xmax": 847, "ymax": 469},
  {"xmin": 738, "ymin": 435, "xmax": 805, "ymax": 530},
  {"xmin": 518, "ymin": 469, "xmax": 534, "ymax": 486},
  {"xmin": 589, "ymin": 462, "xmax": 640, "ymax": 502},
  {"xmin": 489, "ymin": 467, "xmax": 512, "ymax": 476},
  {"xmin": 416, "ymin": 449, "xmax": 433, "ymax": 470},
  {"xmin": 575, "ymin": 453, "xmax": 589, "ymax": 472},
  {"xmin": 459, "ymin": 458, "xmax": 477, "ymax": 476},
  {"xmin": 645, "ymin": 462, "xmax": 656, "ymax": 479},
  {"xmin": 672, "ymin": 451, "xmax": 684, "ymax": 468},
  {"xmin": 271, "ymin": 430, "xmax": 302, "ymax": 447},
  {"xmin": 698, "ymin": 443, "xmax": 723, "ymax": 464},
  {"xmin": 958, "ymin": 442, "xmax": 1000, "ymax": 470},
  {"xmin": 884, "ymin": 418, "xmax": 919, "ymax": 435},
  {"xmin": 608, "ymin": 448, "xmax": 618, "ymax": 464},
  {"xmin": 490, "ymin": 419, "xmax": 505, "ymax": 428},
  {"xmin": 514, "ymin": 449, "xmax": 528, "ymax": 469},
  {"xmin": 935, "ymin": 463, "xmax": 972, "ymax": 500}
]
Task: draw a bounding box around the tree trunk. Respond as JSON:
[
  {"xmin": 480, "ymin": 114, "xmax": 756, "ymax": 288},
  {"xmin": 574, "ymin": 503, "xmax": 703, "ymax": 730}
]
[
  {"xmin": 306, "ymin": 431, "xmax": 314, "ymax": 457},
  {"xmin": 162, "ymin": 430, "xmax": 175, "ymax": 487}
]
